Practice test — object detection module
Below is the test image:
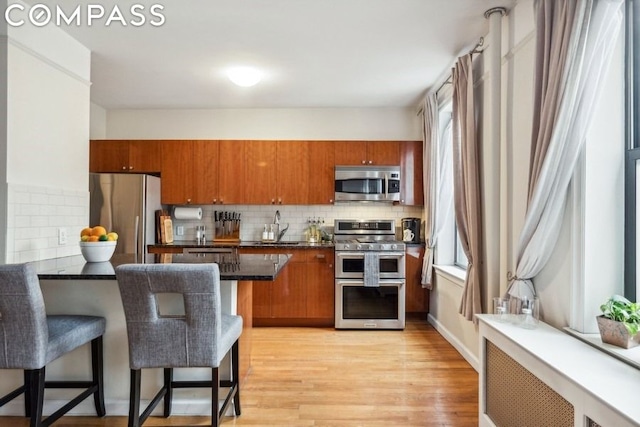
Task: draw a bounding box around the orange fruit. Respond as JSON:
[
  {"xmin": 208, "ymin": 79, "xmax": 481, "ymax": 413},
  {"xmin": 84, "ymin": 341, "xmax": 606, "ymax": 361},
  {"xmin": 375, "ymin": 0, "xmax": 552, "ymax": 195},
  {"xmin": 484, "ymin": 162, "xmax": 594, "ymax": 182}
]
[
  {"xmin": 80, "ymin": 227, "xmax": 92, "ymax": 237},
  {"xmin": 91, "ymin": 226, "xmax": 107, "ymax": 237},
  {"xmin": 88, "ymin": 235, "xmax": 99, "ymax": 242}
]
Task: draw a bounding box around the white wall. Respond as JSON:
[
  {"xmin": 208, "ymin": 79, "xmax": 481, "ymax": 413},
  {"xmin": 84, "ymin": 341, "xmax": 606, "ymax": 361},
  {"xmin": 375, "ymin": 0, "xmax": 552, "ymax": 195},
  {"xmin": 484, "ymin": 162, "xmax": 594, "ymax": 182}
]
[
  {"xmin": 3, "ymin": 18, "xmax": 91, "ymax": 262},
  {"xmin": 106, "ymin": 107, "xmax": 421, "ymax": 140}
]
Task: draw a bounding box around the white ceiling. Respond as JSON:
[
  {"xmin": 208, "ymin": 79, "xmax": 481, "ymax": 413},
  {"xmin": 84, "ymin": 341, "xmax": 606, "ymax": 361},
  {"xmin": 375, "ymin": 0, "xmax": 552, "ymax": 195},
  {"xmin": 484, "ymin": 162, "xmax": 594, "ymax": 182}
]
[{"xmin": 42, "ymin": 0, "xmax": 514, "ymax": 109}]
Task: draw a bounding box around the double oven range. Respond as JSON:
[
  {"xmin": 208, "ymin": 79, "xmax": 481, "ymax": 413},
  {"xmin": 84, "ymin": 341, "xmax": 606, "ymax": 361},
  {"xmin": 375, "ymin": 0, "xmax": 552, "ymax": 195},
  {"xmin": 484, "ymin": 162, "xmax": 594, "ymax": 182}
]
[{"xmin": 334, "ymin": 219, "xmax": 406, "ymax": 330}]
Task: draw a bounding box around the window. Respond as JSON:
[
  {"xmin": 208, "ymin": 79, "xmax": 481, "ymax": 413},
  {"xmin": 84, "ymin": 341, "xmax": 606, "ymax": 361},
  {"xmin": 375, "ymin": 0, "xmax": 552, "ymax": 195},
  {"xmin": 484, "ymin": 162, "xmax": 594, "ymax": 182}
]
[{"xmin": 626, "ymin": 0, "xmax": 640, "ymax": 301}]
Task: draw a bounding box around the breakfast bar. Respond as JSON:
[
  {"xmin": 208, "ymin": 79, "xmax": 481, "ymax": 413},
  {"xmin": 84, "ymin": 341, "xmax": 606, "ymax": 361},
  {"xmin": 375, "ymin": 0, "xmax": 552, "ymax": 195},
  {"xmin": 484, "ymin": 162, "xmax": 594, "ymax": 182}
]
[{"xmin": 0, "ymin": 252, "xmax": 289, "ymax": 417}]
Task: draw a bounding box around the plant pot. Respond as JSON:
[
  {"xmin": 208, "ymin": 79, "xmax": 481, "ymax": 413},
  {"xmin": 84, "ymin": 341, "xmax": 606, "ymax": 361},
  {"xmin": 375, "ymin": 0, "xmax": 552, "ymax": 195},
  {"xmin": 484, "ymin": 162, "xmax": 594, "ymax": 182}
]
[{"xmin": 596, "ymin": 315, "xmax": 640, "ymax": 349}]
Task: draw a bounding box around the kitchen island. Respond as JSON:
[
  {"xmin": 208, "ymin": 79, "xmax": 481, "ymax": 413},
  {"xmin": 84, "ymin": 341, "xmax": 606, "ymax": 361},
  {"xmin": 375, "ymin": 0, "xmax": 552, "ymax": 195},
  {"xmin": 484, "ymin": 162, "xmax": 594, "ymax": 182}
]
[{"xmin": 0, "ymin": 252, "xmax": 289, "ymax": 417}]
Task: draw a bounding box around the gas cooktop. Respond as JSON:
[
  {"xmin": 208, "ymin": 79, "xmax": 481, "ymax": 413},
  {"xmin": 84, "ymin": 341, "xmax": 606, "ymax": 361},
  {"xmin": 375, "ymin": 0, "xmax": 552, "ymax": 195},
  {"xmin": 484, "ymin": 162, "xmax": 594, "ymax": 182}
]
[{"xmin": 333, "ymin": 219, "xmax": 405, "ymax": 251}]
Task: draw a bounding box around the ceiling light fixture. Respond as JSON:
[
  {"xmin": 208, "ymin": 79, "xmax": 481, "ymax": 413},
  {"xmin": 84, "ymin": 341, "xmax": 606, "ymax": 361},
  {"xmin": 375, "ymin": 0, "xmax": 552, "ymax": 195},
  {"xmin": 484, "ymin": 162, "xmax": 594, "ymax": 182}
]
[{"xmin": 227, "ymin": 66, "xmax": 262, "ymax": 87}]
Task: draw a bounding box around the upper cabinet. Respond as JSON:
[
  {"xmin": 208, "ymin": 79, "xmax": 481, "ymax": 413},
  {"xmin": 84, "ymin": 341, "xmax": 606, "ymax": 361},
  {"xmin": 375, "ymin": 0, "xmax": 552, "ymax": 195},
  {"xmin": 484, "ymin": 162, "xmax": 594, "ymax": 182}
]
[
  {"xmin": 400, "ymin": 141, "xmax": 424, "ymax": 206},
  {"xmin": 334, "ymin": 141, "xmax": 400, "ymax": 166},
  {"xmin": 308, "ymin": 141, "xmax": 335, "ymax": 204},
  {"xmin": 161, "ymin": 140, "xmax": 218, "ymax": 205},
  {"xmin": 244, "ymin": 141, "xmax": 310, "ymax": 205},
  {"xmin": 89, "ymin": 140, "xmax": 162, "ymax": 173}
]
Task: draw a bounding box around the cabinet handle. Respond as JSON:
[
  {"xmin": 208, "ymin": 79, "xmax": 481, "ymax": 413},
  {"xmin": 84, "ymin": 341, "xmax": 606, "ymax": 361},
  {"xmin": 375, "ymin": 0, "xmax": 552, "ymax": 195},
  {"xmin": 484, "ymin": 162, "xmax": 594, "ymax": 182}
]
[
  {"xmin": 316, "ymin": 254, "xmax": 325, "ymax": 259},
  {"xmin": 361, "ymin": 160, "xmax": 366, "ymax": 164},
  {"xmin": 129, "ymin": 166, "xmax": 133, "ymax": 170},
  {"xmin": 329, "ymin": 264, "xmax": 333, "ymax": 268},
  {"xmin": 213, "ymin": 198, "xmax": 217, "ymax": 204},
  {"xmin": 271, "ymin": 198, "xmax": 275, "ymax": 204},
  {"xmin": 219, "ymin": 199, "xmax": 223, "ymax": 204},
  {"xmin": 278, "ymin": 198, "xmax": 282, "ymax": 204},
  {"xmin": 329, "ymin": 199, "xmax": 334, "ymax": 203},
  {"xmin": 122, "ymin": 166, "xmax": 127, "ymax": 170},
  {"xmin": 186, "ymin": 198, "xmax": 191, "ymax": 204},
  {"xmin": 368, "ymin": 160, "xmax": 373, "ymax": 164}
]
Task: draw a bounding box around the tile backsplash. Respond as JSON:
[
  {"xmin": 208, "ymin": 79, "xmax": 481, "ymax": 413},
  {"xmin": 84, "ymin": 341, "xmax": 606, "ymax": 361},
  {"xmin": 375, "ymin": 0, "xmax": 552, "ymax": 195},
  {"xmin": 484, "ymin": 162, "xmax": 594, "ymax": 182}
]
[
  {"xmin": 7, "ymin": 183, "xmax": 87, "ymax": 263},
  {"xmin": 169, "ymin": 204, "xmax": 424, "ymax": 243}
]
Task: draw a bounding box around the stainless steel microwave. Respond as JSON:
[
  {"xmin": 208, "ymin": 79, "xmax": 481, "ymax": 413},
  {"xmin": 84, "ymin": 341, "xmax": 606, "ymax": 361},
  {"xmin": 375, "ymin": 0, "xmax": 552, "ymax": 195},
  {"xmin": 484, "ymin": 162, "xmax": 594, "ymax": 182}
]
[{"xmin": 334, "ymin": 165, "xmax": 401, "ymax": 202}]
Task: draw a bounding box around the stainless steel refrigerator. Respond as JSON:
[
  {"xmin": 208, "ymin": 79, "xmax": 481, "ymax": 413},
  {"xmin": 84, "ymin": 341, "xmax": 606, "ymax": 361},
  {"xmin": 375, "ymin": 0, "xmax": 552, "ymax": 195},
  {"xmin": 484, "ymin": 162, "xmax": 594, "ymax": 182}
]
[{"xmin": 89, "ymin": 173, "xmax": 162, "ymax": 261}]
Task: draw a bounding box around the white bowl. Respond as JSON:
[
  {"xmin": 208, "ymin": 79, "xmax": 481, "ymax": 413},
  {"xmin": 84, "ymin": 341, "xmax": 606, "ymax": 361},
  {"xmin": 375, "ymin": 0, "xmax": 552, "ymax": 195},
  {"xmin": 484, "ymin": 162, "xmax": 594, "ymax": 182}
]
[{"xmin": 79, "ymin": 241, "xmax": 117, "ymax": 262}]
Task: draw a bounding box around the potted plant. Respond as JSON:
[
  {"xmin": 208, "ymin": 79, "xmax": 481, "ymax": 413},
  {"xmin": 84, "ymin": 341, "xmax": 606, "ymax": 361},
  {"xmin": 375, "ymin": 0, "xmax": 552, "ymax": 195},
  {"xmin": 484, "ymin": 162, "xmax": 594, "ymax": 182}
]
[{"xmin": 597, "ymin": 294, "xmax": 640, "ymax": 349}]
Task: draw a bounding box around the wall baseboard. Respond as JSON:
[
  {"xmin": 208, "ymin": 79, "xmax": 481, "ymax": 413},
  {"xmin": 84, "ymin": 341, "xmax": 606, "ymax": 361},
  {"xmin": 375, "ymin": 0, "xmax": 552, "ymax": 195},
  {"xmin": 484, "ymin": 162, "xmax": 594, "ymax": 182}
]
[{"xmin": 427, "ymin": 313, "xmax": 480, "ymax": 372}]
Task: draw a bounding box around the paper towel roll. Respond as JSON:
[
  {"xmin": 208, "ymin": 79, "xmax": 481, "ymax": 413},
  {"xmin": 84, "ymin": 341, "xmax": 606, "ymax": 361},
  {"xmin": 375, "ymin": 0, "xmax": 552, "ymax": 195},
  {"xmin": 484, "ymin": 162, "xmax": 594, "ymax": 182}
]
[{"xmin": 173, "ymin": 206, "xmax": 203, "ymax": 220}]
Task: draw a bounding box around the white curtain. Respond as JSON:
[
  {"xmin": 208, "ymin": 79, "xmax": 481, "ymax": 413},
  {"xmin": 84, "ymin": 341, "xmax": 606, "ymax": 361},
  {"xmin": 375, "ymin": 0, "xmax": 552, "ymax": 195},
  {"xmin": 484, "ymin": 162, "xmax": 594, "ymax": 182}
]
[
  {"xmin": 421, "ymin": 95, "xmax": 454, "ymax": 288},
  {"xmin": 421, "ymin": 93, "xmax": 439, "ymax": 288},
  {"xmin": 506, "ymin": 0, "xmax": 624, "ymax": 300}
]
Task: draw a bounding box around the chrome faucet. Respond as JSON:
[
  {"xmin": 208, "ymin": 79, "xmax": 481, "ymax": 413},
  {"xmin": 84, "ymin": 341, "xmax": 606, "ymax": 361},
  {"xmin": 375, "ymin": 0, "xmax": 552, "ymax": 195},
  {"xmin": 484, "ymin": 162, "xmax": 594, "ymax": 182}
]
[{"xmin": 273, "ymin": 210, "xmax": 289, "ymax": 242}]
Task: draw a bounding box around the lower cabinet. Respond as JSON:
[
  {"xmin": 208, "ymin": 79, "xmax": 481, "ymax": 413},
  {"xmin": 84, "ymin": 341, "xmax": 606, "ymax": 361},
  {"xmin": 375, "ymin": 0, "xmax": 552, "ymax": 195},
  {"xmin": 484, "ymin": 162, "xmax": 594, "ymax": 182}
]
[
  {"xmin": 240, "ymin": 247, "xmax": 335, "ymax": 327},
  {"xmin": 405, "ymin": 245, "xmax": 429, "ymax": 315}
]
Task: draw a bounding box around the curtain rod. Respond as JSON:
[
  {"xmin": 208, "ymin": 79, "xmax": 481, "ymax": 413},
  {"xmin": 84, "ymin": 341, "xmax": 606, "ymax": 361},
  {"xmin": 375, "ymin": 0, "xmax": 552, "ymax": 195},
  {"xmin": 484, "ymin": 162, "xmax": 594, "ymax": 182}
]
[{"xmin": 417, "ymin": 37, "xmax": 485, "ymax": 116}]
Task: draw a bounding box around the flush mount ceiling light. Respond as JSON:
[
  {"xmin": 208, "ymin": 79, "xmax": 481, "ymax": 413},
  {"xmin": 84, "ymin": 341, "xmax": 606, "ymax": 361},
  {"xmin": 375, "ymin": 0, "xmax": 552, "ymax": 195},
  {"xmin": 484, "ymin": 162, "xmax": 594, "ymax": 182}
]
[{"xmin": 227, "ymin": 66, "xmax": 262, "ymax": 87}]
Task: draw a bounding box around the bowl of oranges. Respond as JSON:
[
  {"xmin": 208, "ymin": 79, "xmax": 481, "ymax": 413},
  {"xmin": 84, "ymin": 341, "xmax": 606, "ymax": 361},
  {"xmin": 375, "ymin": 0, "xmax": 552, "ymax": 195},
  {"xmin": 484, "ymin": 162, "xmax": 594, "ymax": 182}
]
[{"xmin": 79, "ymin": 226, "xmax": 119, "ymax": 262}]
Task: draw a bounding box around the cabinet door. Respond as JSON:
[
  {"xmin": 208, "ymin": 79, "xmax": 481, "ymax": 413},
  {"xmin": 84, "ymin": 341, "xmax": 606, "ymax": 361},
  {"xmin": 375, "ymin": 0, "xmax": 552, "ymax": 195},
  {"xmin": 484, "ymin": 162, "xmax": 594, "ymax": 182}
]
[
  {"xmin": 334, "ymin": 141, "xmax": 368, "ymax": 165},
  {"xmin": 128, "ymin": 140, "xmax": 162, "ymax": 173},
  {"xmin": 218, "ymin": 140, "xmax": 245, "ymax": 204},
  {"xmin": 90, "ymin": 140, "xmax": 129, "ymax": 172},
  {"xmin": 400, "ymin": 140, "xmax": 424, "ymax": 206},
  {"xmin": 244, "ymin": 141, "xmax": 277, "ymax": 204},
  {"xmin": 308, "ymin": 141, "xmax": 335, "ymax": 204},
  {"xmin": 271, "ymin": 261, "xmax": 307, "ymax": 318},
  {"xmin": 276, "ymin": 141, "xmax": 309, "ymax": 205},
  {"xmin": 253, "ymin": 282, "xmax": 272, "ymax": 319},
  {"xmin": 367, "ymin": 141, "xmax": 401, "ymax": 165},
  {"xmin": 405, "ymin": 246, "xmax": 429, "ymax": 313},
  {"xmin": 191, "ymin": 140, "xmax": 219, "ymax": 204},
  {"xmin": 161, "ymin": 140, "xmax": 195, "ymax": 205},
  {"xmin": 306, "ymin": 249, "xmax": 335, "ymax": 320}
]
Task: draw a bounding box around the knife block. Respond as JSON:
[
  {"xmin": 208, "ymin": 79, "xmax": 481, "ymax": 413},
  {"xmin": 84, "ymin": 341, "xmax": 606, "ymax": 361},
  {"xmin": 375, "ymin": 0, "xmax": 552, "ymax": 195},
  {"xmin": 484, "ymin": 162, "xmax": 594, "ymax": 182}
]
[{"xmin": 213, "ymin": 222, "xmax": 241, "ymax": 242}]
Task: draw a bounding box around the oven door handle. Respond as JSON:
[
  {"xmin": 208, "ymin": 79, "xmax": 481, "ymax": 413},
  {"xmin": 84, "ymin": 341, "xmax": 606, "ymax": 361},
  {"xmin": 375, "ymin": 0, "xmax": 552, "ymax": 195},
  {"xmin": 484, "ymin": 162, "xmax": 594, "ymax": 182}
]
[
  {"xmin": 336, "ymin": 279, "xmax": 405, "ymax": 287},
  {"xmin": 336, "ymin": 252, "xmax": 366, "ymax": 259}
]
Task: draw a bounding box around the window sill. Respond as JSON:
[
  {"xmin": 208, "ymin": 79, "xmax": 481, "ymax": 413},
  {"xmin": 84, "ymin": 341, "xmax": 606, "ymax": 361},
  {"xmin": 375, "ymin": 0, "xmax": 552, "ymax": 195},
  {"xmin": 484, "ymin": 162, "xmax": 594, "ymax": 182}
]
[
  {"xmin": 433, "ymin": 264, "xmax": 467, "ymax": 287},
  {"xmin": 564, "ymin": 327, "xmax": 640, "ymax": 372}
]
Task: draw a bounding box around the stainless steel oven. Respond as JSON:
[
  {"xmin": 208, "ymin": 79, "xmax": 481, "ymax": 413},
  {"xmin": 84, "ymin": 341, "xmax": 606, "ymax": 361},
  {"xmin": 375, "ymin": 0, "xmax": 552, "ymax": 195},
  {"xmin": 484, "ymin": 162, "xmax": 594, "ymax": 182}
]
[{"xmin": 334, "ymin": 219, "xmax": 406, "ymax": 330}]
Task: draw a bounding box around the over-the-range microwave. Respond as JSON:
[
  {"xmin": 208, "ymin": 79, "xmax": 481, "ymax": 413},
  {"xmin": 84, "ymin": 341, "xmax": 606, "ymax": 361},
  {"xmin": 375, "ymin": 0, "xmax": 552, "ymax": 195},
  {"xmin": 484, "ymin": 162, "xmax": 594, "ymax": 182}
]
[{"xmin": 334, "ymin": 165, "xmax": 401, "ymax": 202}]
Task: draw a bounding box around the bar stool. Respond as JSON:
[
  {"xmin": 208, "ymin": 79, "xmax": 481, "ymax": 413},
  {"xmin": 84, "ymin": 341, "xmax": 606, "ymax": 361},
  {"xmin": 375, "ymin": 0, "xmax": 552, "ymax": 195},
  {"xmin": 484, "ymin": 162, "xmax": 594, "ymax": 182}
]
[
  {"xmin": 0, "ymin": 263, "xmax": 106, "ymax": 427},
  {"xmin": 115, "ymin": 263, "xmax": 242, "ymax": 427}
]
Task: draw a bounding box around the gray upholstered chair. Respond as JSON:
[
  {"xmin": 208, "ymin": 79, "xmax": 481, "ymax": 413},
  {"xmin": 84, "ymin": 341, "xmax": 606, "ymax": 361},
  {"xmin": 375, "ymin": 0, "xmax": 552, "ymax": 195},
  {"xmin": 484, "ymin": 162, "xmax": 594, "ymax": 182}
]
[
  {"xmin": 0, "ymin": 263, "xmax": 106, "ymax": 427},
  {"xmin": 115, "ymin": 263, "xmax": 242, "ymax": 427}
]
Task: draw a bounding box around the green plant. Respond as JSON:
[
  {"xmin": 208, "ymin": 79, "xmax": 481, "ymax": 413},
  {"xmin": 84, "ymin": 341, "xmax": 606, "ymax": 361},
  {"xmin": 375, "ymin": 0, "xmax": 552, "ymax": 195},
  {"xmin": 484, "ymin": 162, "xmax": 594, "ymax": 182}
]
[{"xmin": 600, "ymin": 294, "xmax": 640, "ymax": 335}]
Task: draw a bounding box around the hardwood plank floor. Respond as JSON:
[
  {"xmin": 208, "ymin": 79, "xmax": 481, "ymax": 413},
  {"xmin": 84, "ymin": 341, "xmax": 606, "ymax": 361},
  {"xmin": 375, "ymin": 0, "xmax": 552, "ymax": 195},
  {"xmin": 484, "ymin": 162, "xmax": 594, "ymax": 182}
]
[{"xmin": 0, "ymin": 317, "xmax": 478, "ymax": 426}]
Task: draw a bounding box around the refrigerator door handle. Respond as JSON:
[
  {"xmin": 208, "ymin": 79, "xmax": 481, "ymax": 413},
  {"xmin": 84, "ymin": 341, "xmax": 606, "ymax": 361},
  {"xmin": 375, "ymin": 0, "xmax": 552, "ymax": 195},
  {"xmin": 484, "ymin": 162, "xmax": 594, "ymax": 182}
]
[{"xmin": 134, "ymin": 215, "xmax": 140, "ymax": 263}]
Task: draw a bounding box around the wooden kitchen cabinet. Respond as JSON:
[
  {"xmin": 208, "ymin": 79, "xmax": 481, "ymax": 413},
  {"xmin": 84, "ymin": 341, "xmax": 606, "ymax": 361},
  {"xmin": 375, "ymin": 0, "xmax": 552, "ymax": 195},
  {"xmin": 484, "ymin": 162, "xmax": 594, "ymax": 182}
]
[
  {"xmin": 308, "ymin": 141, "xmax": 335, "ymax": 204},
  {"xmin": 241, "ymin": 247, "xmax": 334, "ymax": 326},
  {"xmin": 161, "ymin": 140, "xmax": 218, "ymax": 205},
  {"xmin": 305, "ymin": 249, "xmax": 334, "ymax": 321},
  {"xmin": 400, "ymin": 140, "xmax": 424, "ymax": 206},
  {"xmin": 90, "ymin": 140, "xmax": 162, "ymax": 173},
  {"xmin": 244, "ymin": 141, "xmax": 310, "ymax": 205},
  {"xmin": 405, "ymin": 245, "xmax": 429, "ymax": 314},
  {"xmin": 217, "ymin": 140, "xmax": 245, "ymax": 204},
  {"xmin": 334, "ymin": 141, "xmax": 401, "ymax": 166}
]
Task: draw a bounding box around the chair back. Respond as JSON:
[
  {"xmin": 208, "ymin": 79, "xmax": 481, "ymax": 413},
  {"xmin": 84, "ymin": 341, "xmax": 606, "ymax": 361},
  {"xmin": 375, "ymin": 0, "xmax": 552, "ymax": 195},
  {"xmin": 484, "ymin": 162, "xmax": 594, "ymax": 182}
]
[
  {"xmin": 0, "ymin": 264, "xmax": 49, "ymax": 369},
  {"xmin": 115, "ymin": 263, "xmax": 223, "ymax": 369}
]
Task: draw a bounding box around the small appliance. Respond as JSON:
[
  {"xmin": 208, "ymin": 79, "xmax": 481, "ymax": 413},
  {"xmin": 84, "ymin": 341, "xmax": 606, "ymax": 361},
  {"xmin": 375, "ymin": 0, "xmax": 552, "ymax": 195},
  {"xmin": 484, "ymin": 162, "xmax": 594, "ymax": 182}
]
[{"xmin": 401, "ymin": 217, "xmax": 421, "ymax": 243}]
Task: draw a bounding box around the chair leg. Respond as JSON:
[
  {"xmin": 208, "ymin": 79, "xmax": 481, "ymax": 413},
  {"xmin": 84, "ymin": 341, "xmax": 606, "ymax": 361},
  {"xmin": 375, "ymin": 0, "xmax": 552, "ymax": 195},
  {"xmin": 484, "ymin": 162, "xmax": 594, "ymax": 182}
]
[
  {"xmin": 232, "ymin": 340, "xmax": 241, "ymax": 416},
  {"xmin": 128, "ymin": 370, "xmax": 142, "ymax": 427},
  {"xmin": 163, "ymin": 368, "xmax": 173, "ymax": 417},
  {"xmin": 23, "ymin": 370, "xmax": 31, "ymax": 418},
  {"xmin": 27, "ymin": 368, "xmax": 45, "ymax": 427},
  {"xmin": 91, "ymin": 336, "xmax": 106, "ymax": 417},
  {"xmin": 212, "ymin": 367, "xmax": 219, "ymax": 427}
]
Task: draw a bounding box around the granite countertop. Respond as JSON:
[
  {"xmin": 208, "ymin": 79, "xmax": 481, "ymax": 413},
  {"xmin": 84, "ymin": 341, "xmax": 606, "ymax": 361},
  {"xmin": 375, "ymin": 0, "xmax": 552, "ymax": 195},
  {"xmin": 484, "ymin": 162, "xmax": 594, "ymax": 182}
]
[
  {"xmin": 148, "ymin": 241, "xmax": 335, "ymax": 250},
  {"xmin": 32, "ymin": 253, "xmax": 291, "ymax": 281}
]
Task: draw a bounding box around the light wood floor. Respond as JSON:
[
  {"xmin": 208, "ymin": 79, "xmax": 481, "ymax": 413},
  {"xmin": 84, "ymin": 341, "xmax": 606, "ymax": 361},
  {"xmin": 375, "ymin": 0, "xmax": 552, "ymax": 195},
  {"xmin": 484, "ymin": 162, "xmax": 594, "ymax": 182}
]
[{"xmin": 0, "ymin": 317, "xmax": 478, "ymax": 426}]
